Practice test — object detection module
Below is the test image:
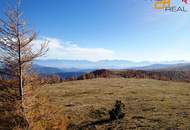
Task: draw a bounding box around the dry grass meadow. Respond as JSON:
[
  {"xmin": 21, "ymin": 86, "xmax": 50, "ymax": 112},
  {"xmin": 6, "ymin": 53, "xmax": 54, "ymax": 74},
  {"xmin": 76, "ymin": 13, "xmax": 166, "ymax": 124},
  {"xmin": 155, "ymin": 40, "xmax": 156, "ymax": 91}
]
[{"xmin": 36, "ymin": 78, "xmax": 190, "ymax": 130}]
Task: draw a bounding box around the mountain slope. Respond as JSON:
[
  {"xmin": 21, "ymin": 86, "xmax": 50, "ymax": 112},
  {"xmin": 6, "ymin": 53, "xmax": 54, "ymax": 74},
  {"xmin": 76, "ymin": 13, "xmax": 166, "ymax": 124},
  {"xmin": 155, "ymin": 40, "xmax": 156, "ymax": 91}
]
[
  {"xmin": 132, "ymin": 63, "xmax": 190, "ymax": 71},
  {"xmin": 159, "ymin": 64, "xmax": 190, "ymax": 71}
]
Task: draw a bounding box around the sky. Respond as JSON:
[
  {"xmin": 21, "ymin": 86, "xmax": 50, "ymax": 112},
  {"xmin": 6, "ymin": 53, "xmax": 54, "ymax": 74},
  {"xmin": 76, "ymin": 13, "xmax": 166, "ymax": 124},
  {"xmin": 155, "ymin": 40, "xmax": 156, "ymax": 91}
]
[{"xmin": 0, "ymin": 0, "xmax": 190, "ymax": 61}]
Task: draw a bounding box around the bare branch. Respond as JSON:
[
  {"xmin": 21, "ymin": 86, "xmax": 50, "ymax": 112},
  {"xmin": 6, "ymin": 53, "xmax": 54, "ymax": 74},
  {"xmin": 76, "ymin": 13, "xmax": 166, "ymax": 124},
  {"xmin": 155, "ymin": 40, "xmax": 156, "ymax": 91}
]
[{"xmin": 0, "ymin": 0, "xmax": 48, "ymax": 98}]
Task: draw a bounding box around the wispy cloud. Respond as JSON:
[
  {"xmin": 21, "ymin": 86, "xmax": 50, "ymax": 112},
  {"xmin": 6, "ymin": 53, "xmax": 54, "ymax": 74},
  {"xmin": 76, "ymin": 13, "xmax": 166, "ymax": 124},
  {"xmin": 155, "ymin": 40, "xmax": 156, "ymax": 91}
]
[
  {"xmin": 33, "ymin": 37, "xmax": 115, "ymax": 61},
  {"xmin": 32, "ymin": 36, "xmax": 190, "ymax": 62}
]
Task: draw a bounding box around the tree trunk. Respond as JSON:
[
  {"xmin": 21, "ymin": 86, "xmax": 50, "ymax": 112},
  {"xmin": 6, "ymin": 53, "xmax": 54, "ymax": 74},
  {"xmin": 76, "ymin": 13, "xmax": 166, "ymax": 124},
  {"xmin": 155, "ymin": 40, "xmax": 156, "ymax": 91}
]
[
  {"xmin": 19, "ymin": 72, "xmax": 23, "ymax": 99},
  {"xmin": 18, "ymin": 34, "xmax": 23, "ymax": 99}
]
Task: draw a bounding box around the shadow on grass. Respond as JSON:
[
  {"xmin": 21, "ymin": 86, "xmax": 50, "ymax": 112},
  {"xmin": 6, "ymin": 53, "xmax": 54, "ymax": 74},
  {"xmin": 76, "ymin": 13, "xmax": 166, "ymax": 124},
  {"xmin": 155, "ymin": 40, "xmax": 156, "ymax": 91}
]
[{"xmin": 68, "ymin": 100, "xmax": 125, "ymax": 130}]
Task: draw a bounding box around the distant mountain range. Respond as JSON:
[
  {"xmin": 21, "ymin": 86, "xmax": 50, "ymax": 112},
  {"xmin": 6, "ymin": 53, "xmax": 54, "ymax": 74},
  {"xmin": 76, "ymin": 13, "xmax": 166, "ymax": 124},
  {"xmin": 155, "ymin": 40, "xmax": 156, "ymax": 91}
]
[
  {"xmin": 32, "ymin": 59, "xmax": 190, "ymax": 79},
  {"xmin": 34, "ymin": 59, "xmax": 152, "ymax": 69},
  {"xmin": 34, "ymin": 59, "xmax": 190, "ymax": 69}
]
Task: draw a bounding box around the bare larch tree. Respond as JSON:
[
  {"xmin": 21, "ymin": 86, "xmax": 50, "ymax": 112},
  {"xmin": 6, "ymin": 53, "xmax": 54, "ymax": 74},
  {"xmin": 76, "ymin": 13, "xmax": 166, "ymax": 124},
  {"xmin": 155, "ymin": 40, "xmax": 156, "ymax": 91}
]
[{"xmin": 0, "ymin": 0, "xmax": 48, "ymax": 99}]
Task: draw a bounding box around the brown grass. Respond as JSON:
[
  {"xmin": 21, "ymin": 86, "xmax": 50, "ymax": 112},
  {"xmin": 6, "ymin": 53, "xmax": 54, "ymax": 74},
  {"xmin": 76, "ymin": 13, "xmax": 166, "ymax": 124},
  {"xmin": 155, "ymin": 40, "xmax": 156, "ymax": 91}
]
[
  {"xmin": 38, "ymin": 78, "xmax": 190, "ymax": 130},
  {"xmin": 0, "ymin": 75, "xmax": 68, "ymax": 130},
  {"xmin": 23, "ymin": 84, "xmax": 69, "ymax": 130},
  {"xmin": 0, "ymin": 80, "xmax": 28, "ymax": 130}
]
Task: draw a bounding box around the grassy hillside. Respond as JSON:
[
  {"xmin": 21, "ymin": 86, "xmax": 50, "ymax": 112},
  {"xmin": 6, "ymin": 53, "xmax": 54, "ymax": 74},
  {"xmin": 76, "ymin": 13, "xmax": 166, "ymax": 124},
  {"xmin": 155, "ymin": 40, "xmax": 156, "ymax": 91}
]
[{"xmin": 38, "ymin": 78, "xmax": 190, "ymax": 130}]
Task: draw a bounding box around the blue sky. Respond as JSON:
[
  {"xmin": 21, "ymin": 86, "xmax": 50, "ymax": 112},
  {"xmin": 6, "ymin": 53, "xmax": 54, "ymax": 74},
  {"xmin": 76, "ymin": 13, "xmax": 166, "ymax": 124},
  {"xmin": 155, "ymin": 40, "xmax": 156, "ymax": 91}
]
[{"xmin": 1, "ymin": 0, "xmax": 190, "ymax": 61}]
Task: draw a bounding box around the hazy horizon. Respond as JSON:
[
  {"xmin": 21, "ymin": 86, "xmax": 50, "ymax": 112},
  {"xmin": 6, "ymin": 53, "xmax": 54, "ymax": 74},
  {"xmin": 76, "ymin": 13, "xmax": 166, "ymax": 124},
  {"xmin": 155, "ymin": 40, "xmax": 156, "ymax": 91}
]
[{"xmin": 36, "ymin": 58, "xmax": 190, "ymax": 63}]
